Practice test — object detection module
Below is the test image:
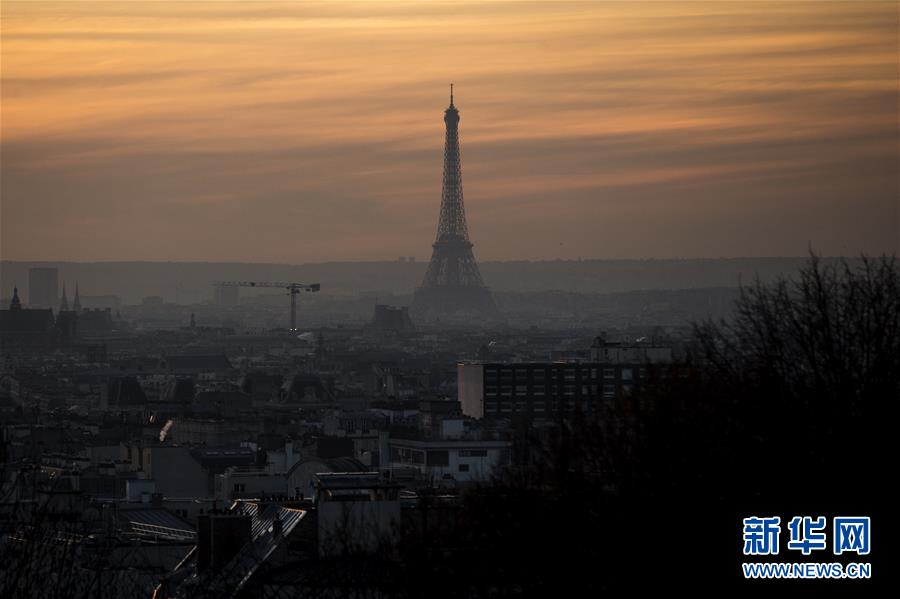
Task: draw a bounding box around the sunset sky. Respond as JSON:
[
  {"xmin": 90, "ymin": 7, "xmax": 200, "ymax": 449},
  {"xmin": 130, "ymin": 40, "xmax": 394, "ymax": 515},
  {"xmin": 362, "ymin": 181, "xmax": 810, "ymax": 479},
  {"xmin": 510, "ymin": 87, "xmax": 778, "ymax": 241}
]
[{"xmin": 1, "ymin": 1, "xmax": 897, "ymax": 263}]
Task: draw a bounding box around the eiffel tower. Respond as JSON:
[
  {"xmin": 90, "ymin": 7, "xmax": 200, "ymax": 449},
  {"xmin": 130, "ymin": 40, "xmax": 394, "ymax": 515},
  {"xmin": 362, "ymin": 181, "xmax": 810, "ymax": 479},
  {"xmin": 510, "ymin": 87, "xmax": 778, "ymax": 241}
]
[{"xmin": 412, "ymin": 86, "xmax": 497, "ymax": 317}]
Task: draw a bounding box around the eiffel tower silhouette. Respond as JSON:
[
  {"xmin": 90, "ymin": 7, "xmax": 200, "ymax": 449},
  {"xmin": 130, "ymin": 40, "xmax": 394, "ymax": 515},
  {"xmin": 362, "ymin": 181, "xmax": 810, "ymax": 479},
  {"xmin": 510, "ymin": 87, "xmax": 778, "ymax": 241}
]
[{"xmin": 412, "ymin": 86, "xmax": 496, "ymax": 317}]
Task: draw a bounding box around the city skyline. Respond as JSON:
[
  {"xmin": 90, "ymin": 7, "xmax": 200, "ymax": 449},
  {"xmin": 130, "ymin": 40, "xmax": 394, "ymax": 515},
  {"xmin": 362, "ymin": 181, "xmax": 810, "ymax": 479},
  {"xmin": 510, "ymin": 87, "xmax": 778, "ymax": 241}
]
[
  {"xmin": 0, "ymin": 5, "xmax": 895, "ymax": 594},
  {"xmin": 2, "ymin": 1, "xmax": 898, "ymax": 263}
]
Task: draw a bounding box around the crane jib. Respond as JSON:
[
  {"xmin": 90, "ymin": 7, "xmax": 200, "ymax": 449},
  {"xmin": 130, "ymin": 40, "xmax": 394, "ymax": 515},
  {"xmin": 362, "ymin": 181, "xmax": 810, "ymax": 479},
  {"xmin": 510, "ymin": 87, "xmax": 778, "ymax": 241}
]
[{"xmin": 211, "ymin": 280, "xmax": 321, "ymax": 331}]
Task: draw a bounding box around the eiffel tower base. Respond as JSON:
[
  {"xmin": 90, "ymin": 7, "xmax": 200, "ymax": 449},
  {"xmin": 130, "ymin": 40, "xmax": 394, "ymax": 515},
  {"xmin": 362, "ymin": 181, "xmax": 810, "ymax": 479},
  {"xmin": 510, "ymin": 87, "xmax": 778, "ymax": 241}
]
[{"xmin": 411, "ymin": 285, "xmax": 497, "ymax": 318}]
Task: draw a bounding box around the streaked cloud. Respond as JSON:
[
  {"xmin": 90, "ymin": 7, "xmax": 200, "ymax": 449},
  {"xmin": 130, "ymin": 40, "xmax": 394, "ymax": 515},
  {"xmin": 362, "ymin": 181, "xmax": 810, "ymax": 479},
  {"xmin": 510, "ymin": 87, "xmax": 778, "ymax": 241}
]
[{"xmin": 1, "ymin": 1, "xmax": 897, "ymax": 262}]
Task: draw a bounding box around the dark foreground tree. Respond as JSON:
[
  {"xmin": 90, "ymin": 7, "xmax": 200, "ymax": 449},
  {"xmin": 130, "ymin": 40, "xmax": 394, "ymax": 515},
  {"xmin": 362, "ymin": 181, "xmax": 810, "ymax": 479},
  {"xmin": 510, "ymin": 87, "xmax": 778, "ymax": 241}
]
[
  {"xmin": 392, "ymin": 253, "xmax": 897, "ymax": 596},
  {"xmin": 692, "ymin": 253, "xmax": 897, "ymax": 499}
]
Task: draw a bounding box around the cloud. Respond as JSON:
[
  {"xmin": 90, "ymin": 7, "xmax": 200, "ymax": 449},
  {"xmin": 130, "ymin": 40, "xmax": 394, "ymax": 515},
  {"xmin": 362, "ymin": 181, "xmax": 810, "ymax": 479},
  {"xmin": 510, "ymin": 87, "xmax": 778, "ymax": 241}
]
[{"xmin": 1, "ymin": 0, "xmax": 897, "ymax": 261}]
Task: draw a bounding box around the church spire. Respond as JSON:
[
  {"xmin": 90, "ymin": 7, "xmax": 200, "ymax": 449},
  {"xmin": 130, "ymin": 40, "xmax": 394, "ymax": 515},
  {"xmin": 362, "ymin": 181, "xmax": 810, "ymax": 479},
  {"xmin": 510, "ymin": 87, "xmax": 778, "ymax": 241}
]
[
  {"xmin": 60, "ymin": 283, "xmax": 69, "ymax": 311},
  {"xmin": 10, "ymin": 287, "xmax": 22, "ymax": 311},
  {"xmin": 73, "ymin": 283, "xmax": 82, "ymax": 311}
]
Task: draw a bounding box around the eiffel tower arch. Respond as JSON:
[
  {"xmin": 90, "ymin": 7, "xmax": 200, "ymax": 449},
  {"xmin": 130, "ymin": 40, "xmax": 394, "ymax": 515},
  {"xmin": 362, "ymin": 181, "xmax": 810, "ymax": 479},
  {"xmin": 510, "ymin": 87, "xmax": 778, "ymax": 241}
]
[{"xmin": 412, "ymin": 87, "xmax": 497, "ymax": 318}]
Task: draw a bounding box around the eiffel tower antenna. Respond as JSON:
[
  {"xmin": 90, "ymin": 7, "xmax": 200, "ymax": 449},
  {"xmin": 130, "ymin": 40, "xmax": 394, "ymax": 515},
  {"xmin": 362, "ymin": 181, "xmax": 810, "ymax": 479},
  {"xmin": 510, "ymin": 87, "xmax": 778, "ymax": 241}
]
[{"xmin": 412, "ymin": 88, "xmax": 496, "ymax": 318}]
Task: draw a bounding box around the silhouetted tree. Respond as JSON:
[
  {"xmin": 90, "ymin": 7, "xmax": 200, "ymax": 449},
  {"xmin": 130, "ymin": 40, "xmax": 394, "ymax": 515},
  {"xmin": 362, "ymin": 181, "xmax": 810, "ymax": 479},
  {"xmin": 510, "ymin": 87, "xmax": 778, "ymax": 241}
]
[
  {"xmin": 691, "ymin": 253, "xmax": 897, "ymax": 499},
  {"xmin": 388, "ymin": 253, "xmax": 897, "ymax": 595}
]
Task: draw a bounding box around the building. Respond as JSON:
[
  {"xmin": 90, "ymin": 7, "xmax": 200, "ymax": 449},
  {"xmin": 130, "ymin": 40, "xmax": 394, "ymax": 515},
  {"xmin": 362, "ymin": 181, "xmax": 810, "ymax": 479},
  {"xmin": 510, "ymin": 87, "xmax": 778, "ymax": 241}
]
[
  {"xmin": 216, "ymin": 468, "xmax": 288, "ymax": 501},
  {"xmin": 138, "ymin": 446, "xmax": 211, "ymax": 498},
  {"xmin": 369, "ymin": 304, "xmax": 415, "ymax": 333},
  {"xmin": 589, "ymin": 334, "xmax": 673, "ymax": 363},
  {"xmin": 160, "ymin": 354, "xmax": 233, "ymax": 377},
  {"xmin": 458, "ymin": 361, "xmax": 674, "ymax": 421},
  {"xmin": 382, "ymin": 399, "xmax": 511, "ymax": 484},
  {"xmin": 386, "ymin": 436, "xmax": 510, "ymax": 484},
  {"xmin": 0, "ymin": 287, "xmax": 55, "ymax": 348},
  {"xmin": 314, "ymin": 472, "xmax": 401, "ymax": 556},
  {"xmin": 55, "ymin": 286, "xmax": 77, "ymax": 340},
  {"xmin": 107, "ymin": 376, "xmax": 148, "ymax": 407},
  {"xmin": 417, "ymin": 399, "xmax": 462, "ymax": 439},
  {"xmin": 27, "ymin": 267, "xmax": 58, "ymax": 308},
  {"xmin": 281, "ymin": 373, "xmax": 334, "ymax": 404},
  {"xmin": 286, "ymin": 456, "xmax": 367, "ymax": 500},
  {"xmin": 78, "ymin": 308, "xmax": 114, "ymax": 334},
  {"xmin": 192, "ymin": 390, "xmax": 253, "ymax": 418},
  {"xmin": 183, "ymin": 500, "xmax": 307, "ymax": 598},
  {"xmin": 240, "ymin": 372, "xmax": 284, "ymax": 402}
]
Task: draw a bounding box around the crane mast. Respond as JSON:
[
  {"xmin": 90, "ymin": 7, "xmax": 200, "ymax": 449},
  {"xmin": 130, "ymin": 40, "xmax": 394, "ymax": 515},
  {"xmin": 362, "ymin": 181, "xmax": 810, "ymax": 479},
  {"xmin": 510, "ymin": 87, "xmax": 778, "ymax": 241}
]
[{"xmin": 213, "ymin": 281, "xmax": 321, "ymax": 332}]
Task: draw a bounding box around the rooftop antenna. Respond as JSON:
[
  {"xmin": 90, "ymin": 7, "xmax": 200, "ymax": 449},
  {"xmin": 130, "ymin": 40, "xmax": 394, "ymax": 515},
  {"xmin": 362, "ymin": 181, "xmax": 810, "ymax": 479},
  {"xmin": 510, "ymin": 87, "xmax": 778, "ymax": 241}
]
[{"xmin": 450, "ymin": 83, "xmax": 454, "ymax": 107}]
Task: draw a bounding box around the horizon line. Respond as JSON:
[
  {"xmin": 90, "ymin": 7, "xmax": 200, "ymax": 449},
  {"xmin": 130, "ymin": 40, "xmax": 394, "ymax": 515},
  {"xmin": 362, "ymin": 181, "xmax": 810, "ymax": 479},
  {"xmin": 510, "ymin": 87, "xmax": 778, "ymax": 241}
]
[{"xmin": 0, "ymin": 254, "xmax": 870, "ymax": 267}]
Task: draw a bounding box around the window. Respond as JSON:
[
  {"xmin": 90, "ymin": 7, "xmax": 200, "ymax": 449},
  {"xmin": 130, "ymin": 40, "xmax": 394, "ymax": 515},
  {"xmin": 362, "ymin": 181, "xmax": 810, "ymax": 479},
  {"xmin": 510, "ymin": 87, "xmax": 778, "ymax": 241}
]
[
  {"xmin": 427, "ymin": 450, "xmax": 449, "ymax": 466},
  {"xmin": 622, "ymin": 368, "xmax": 633, "ymax": 381},
  {"xmin": 603, "ymin": 368, "xmax": 616, "ymax": 379},
  {"xmin": 459, "ymin": 449, "xmax": 488, "ymax": 457},
  {"xmin": 458, "ymin": 464, "xmax": 470, "ymax": 472},
  {"xmin": 391, "ymin": 447, "xmax": 425, "ymax": 465}
]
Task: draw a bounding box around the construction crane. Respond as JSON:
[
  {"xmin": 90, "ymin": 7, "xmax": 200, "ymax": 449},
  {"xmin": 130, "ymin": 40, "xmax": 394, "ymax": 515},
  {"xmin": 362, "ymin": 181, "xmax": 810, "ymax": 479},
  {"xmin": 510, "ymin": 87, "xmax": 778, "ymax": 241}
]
[{"xmin": 213, "ymin": 281, "xmax": 320, "ymax": 332}]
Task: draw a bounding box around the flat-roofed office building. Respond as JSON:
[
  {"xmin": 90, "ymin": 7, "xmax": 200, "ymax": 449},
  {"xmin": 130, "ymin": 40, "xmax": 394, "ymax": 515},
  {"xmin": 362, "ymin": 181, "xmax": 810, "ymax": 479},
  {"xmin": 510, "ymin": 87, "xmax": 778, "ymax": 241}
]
[{"xmin": 459, "ymin": 361, "xmax": 679, "ymax": 421}]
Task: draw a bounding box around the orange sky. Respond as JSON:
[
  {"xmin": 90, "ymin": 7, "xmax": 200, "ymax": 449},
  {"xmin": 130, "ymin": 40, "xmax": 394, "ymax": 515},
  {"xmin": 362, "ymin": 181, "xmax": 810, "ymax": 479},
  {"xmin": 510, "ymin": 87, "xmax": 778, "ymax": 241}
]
[{"xmin": 1, "ymin": 1, "xmax": 897, "ymax": 262}]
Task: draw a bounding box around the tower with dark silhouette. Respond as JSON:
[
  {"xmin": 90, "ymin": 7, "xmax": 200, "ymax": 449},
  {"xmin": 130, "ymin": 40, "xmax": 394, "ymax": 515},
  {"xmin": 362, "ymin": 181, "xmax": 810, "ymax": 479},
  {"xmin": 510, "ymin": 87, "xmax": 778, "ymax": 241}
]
[{"xmin": 412, "ymin": 87, "xmax": 496, "ymax": 317}]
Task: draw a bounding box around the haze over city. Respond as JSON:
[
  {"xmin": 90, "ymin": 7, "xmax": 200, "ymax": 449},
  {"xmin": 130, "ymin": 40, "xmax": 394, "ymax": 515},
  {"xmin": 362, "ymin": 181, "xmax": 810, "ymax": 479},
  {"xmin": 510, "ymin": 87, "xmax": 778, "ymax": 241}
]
[
  {"xmin": 2, "ymin": 1, "xmax": 897, "ymax": 264},
  {"xmin": 1, "ymin": 3, "xmax": 897, "ymax": 597}
]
